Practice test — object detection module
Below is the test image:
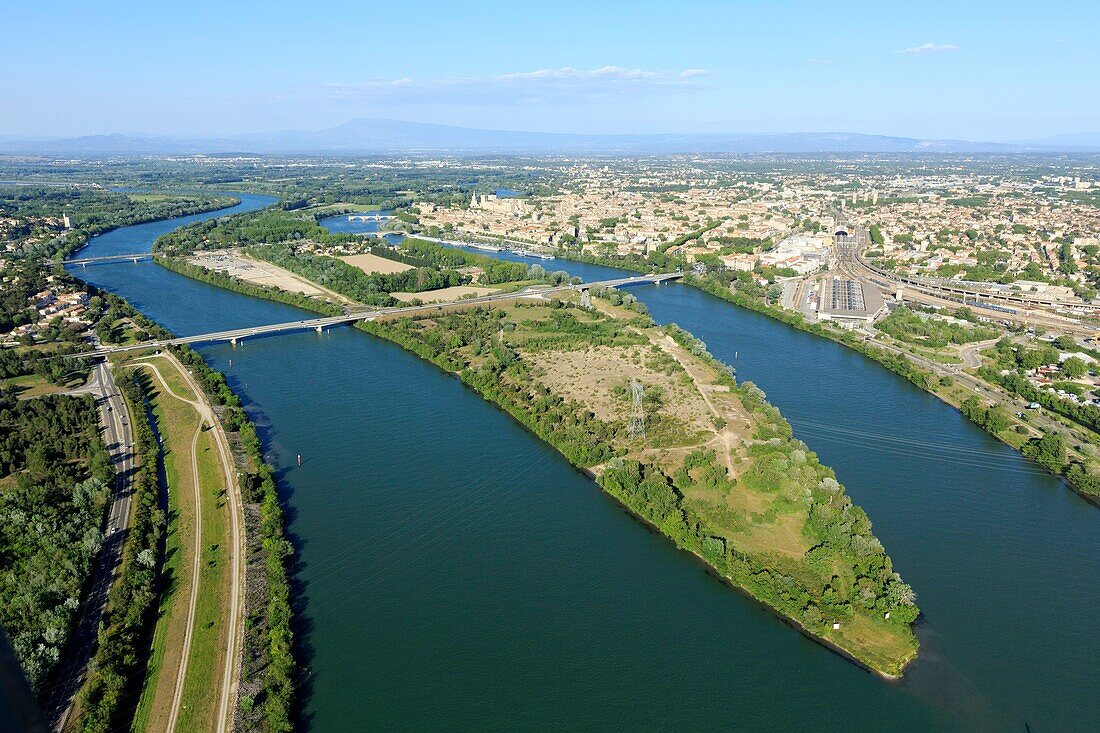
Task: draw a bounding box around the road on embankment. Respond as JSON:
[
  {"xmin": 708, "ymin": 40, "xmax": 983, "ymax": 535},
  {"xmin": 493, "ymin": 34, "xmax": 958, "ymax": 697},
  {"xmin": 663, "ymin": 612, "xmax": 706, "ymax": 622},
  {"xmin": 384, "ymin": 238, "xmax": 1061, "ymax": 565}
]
[
  {"xmin": 44, "ymin": 361, "xmax": 135, "ymax": 731},
  {"xmin": 128, "ymin": 353, "xmax": 243, "ymax": 733},
  {"xmin": 866, "ymin": 333, "xmax": 1095, "ymax": 462}
]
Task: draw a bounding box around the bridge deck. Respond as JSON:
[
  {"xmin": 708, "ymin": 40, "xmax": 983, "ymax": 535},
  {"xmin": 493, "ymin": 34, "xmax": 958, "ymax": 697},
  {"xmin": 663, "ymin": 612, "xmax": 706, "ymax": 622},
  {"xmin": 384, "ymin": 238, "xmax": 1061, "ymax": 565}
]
[
  {"xmin": 78, "ymin": 272, "xmax": 682, "ymax": 357},
  {"xmin": 62, "ymin": 253, "xmax": 154, "ymax": 265}
]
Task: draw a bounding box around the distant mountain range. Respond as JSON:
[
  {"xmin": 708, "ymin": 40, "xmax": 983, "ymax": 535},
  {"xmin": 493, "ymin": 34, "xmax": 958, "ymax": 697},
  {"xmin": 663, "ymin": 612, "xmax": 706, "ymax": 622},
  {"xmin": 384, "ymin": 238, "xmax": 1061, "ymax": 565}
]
[{"xmin": 3, "ymin": 119, "xmax": 1100, "ymax": 156}]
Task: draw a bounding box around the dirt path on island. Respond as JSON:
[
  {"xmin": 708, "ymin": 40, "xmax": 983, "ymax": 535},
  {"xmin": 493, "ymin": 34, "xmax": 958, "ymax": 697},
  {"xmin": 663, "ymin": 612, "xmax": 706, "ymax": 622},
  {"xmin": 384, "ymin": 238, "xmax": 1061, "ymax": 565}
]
[{"xmin": 133, "ymin": 355, "xmax": 244, "ymax": 733}]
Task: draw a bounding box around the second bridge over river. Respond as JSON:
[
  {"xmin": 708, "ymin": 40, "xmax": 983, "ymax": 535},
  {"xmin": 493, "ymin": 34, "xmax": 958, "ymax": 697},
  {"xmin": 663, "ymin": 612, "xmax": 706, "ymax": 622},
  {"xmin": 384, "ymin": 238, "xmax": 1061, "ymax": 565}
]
[{"xmin": 82, "ymin": 272, "xmax": 682, "ymax": 357}]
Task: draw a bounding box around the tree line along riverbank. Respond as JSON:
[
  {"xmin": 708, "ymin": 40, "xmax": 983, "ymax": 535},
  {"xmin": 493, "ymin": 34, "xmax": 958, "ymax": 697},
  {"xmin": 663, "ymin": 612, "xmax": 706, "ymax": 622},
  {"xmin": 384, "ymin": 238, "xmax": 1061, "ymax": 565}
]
[
  {"xmin": 150, "ymin": 196, "xmax": 1097, "ymax": 506},
  {"xmin": 67, "ymin": 296, "xmax": 293, "ymax": 732},
  {"xmin": 550, "ymin": 246, "xmax": 1100, "ymax": 503},
  {"xmin": 359, "ymin": 293, "xmax": 921, "ymax": 676},
  {"xmin": 150, "ymin": 229, "xmax": 922, "ymax": 675},
  {"xmin": 681, "ymin": 273, "xmax": 1100, "ymax": 503},
  {"xmin": 162, "ymin": 214, "xmax": 1100, "ymax": 504}
]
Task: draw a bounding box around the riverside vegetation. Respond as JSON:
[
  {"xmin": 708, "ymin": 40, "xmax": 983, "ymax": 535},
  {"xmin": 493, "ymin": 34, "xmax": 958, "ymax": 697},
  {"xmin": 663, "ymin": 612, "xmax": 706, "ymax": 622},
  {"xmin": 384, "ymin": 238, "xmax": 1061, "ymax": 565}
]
[
  {"xmin": 120, "ymin": 340, "xmax": 294, "ymax": 733},
  {"xmin": 48, "ymin": 292, "xmax": 294, "ymax": 731},
  {"xmin": 150, "ymin": 202, "xmax": 578, "ymax": 308},
  {"xmin": 138, "ymin": 204, "xmax": 930, "ymax": 671},
  {"xmin": 360, "ymin": 292, "xmax": 920, "ymax": 677},
  {"xmin": 683, "ymin": 272, "xmax": 1100, "ymax": 501},
  {"xmin": 151, "ymin": 207, "xmax": 579, "ymax": 312},
  {"xmin": 150, "ymin": 209, "xmax": 920, "ymax": 672},
  {"xmin": 169, "ymin": 346, "xmax": 294, "ymax": 733},
  {"xmin": 551, "ymin": 239, "xmax": 1100, "ymax": 501},
  {"xmin": 0, "ymin": 185, "xmax": 239, "ymax": 261},
  {"xmin": 46, "ymin": 196, "xmax": 295, "ymax": 729},
  {"xmin": 0, "ymin": 188, "xmax": 244, "ymax": 719}
]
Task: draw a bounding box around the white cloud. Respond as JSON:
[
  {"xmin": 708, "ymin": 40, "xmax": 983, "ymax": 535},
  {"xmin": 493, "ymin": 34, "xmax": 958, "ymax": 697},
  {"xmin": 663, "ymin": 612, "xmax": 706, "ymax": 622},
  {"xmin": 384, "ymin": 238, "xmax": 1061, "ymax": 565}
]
[
  {"xmin": 895, "ymin": 43, "xmax": 960, "ymax": 55},
  {"xmin": 315, "ymin": 66, "xmax": 713, "ymax": 105}
]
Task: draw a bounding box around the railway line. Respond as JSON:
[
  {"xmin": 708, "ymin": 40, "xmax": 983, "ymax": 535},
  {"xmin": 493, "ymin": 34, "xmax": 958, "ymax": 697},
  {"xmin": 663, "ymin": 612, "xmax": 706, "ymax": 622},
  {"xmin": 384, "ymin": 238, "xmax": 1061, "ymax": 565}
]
[{"xmin": 829, "ymin": 220, "xmax": 1100, "ymax": 337}]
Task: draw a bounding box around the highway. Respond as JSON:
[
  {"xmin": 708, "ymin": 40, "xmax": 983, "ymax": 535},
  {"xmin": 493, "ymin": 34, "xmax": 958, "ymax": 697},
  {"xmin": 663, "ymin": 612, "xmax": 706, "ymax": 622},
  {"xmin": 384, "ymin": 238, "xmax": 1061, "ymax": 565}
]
[
  {"xmin": 43, "ymin": 362, "xmax": 135, "ymax": 731},
  {"xmin": 79, "ymin": 273, "xmax": 683, "ymax": 357},
  {"xmin": 860, "ymin": 330, "xmax": 1096, "ymax": 460}
]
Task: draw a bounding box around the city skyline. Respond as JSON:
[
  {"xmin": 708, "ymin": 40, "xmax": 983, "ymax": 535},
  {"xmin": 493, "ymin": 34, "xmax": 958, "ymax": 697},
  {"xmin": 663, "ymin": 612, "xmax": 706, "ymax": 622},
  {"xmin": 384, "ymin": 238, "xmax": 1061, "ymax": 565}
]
[{"xmin": 4, "ymin": 0, "xmax": 1099, "ymax": 141}]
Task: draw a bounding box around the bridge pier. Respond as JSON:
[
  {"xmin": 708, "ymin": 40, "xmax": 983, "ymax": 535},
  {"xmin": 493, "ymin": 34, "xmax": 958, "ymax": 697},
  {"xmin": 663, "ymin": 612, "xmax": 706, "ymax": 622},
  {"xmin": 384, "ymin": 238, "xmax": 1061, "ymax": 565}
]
[
  {"xmin": 315, "ymin": 325, "xmax": 324, "ymax": 333},
  {"xmin": 230, "ymin": 337, "xmax": 239, "ymax": 346}
]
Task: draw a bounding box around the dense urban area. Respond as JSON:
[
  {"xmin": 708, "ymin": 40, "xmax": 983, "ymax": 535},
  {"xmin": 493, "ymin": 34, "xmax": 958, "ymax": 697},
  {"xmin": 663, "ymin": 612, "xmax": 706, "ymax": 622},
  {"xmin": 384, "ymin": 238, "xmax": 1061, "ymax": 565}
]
[{"xmin": 1, "ymin": 151, "xmax": 1098, "ymax": 731}]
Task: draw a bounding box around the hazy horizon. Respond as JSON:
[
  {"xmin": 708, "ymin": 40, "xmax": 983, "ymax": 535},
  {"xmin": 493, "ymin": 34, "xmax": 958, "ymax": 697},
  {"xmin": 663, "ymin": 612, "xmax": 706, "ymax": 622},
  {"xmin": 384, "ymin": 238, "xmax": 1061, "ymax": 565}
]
[
  {"xmin": 4, "ymin": 0, "xmax": 1098, "ymax": 142},
  {"xmin": 4, "ymin": 116, "xmax": 1099, "ymax": 146}
]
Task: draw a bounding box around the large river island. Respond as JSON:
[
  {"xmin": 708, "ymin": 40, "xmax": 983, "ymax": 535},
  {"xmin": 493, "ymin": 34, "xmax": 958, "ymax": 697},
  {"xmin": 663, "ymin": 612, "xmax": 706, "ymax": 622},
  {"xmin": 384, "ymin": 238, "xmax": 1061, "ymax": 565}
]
[{"xmin": 63, "ymin": 199, "xmax": 1100, "ymax": 731}]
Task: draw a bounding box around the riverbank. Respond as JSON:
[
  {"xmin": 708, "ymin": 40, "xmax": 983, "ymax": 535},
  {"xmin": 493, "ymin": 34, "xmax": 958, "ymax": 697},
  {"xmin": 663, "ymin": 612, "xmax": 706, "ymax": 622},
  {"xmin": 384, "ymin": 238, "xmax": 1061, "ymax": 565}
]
[
  {"xmin": 359, "ymin": 294, "xmax": 920, "ymax": 678},
  {"xmin": 681, "ymin": 273, "xmax": 1100, "ymax": 503},
  {"xmin": 50, "ymin": 184, "xmax": 1100, "ymax": 731},
  {"xmin": 167, "ymin": 345, "xmax": 294, "ymax": 733},
  {"xmin": 60, "ymin": 278, "xmax": 294, "ymax": 732},
  {"xmin": 154, "ymin": 256, "xmax": 343, "ymax": 316},
  {"xmin": 154, "ymin": 230, "xmax": 1099, "ymax": 502},
  {"xmin": 59, "ymin": 195, "xmax": 241, "ymax": 261},
  {"xmin": 126, "ymin": 350, "xmax": 233, "ymax": 733},
  {"xmin": 537, "ymin": 247, "xmax": 1100, "ymax": 502}
]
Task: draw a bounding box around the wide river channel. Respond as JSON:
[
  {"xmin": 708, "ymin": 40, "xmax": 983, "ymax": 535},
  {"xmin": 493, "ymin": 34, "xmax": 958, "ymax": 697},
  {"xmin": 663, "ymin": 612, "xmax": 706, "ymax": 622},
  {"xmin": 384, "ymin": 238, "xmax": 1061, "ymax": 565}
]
[{"xmin": 67, "ymin": 197, "xmax": 1099, "ymax": 731}]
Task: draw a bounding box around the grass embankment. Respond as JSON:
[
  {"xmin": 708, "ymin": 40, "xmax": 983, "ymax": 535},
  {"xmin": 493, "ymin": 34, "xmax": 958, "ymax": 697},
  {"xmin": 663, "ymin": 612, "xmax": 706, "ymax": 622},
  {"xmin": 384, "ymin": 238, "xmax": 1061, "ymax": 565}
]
[
  {"xmin": 169, "ymin": 346, "xmax": 294, "ymax": 733},
  {"xmin": 0, "ymin": 372, "xmax": 72, "ymax": 398},
  {"xmin": 361, "ymin": 294, "xmax": 920, "ymax": 677},
  {"xmin": 127, "ymin": 355, "xmax": 232, "ymax": 733},
  {"xmin": 88, "ymin": 277, "xmax": 295, "ymax": 728}
]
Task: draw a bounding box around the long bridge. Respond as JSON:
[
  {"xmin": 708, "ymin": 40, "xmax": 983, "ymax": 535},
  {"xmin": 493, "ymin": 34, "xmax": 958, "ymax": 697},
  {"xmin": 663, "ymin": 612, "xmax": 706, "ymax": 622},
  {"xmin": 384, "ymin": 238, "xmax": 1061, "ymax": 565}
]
[
  {"xmin": 80, "ymin": 272, "xmax": 682, "ymax": 357},
  {"xmin": 62, "ymin": 253, "xmax": 154, "ymax": 266},
  {"xmin": 347, "ymin": 214, "xmax": 390, "ymax": 222}
]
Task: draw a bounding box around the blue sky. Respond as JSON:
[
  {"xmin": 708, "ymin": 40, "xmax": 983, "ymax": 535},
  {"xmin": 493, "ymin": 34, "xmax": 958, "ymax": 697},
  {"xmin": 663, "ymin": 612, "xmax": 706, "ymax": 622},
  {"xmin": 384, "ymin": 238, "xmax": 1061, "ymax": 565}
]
[{"xmin": 4, "ymin": 0, "xmax": 1098, "ymax": 140}]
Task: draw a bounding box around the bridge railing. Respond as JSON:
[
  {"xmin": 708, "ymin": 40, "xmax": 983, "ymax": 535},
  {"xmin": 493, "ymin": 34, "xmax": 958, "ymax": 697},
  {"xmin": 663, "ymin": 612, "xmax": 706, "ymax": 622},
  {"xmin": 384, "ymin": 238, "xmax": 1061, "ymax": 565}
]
[{"xmin": 76, "ymin": 273, "xmax": 684, "ymax": 356}]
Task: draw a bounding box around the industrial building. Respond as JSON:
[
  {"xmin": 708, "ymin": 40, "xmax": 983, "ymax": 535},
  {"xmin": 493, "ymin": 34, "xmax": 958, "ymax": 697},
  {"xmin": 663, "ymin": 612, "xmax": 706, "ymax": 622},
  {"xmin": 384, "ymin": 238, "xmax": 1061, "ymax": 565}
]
[{"xmin": 817, "ymin": 277, "xmax": 885, "ymax": 326}]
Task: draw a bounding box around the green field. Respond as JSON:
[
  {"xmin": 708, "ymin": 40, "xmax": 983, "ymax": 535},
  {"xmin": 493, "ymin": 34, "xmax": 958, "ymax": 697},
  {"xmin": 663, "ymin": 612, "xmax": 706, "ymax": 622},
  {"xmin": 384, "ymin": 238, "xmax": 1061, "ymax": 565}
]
[{"xmin": 128, "ymin": 356, "xmax": 232, "ymax": 732}]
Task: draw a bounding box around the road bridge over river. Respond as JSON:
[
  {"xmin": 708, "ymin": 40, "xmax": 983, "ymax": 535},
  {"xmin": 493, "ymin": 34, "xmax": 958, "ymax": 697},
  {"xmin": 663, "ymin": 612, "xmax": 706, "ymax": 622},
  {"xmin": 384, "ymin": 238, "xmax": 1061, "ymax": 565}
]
[
  {"xmin": 62, "ymin": 253, "xmax": 154, "ymax": 266},
  {"xmin": 79, "ymin": 272, "xmax": 682, "ymax": 357}
]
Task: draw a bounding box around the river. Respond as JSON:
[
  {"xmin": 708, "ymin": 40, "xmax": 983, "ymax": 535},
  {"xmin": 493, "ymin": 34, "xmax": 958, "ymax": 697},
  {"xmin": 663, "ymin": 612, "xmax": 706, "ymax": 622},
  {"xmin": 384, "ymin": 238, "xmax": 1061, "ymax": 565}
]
[{"xmin": 64, "ymin": 199, "xmax": 1100, "ymax": 731}]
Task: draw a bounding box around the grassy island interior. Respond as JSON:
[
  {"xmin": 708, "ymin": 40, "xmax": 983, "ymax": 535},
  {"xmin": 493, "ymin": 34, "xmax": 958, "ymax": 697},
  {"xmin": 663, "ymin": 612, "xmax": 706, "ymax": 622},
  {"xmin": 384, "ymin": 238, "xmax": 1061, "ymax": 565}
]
[{"xmin": 361, "ymin": 289, "xmax": 920, "ymax": 677}]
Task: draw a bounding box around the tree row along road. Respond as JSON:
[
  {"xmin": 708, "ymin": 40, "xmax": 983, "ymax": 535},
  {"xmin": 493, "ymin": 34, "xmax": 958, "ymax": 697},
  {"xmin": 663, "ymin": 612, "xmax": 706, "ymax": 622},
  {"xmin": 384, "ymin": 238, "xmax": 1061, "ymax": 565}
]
[
  {"xmin": 129, "ymin": 354, "xmax": 243, "ymax": 733},
  {"xmin": 836, "ymin": 237, "xmax": 1097, "ymax": 459},
  {"xmin": 866, "ymin": 332, "xmax": 1092, "ymax": 463},
  {"xmin": 44, "ymin": 362, "xmax": 135, "ymax": 731}
]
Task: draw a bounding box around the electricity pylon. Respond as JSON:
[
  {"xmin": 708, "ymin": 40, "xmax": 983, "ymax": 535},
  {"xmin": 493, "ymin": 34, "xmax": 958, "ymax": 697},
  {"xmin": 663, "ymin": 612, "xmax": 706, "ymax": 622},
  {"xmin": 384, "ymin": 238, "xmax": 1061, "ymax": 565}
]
[{"xmin": 628, "ymin": 379, "xmax": 646, "ymax": 441}]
